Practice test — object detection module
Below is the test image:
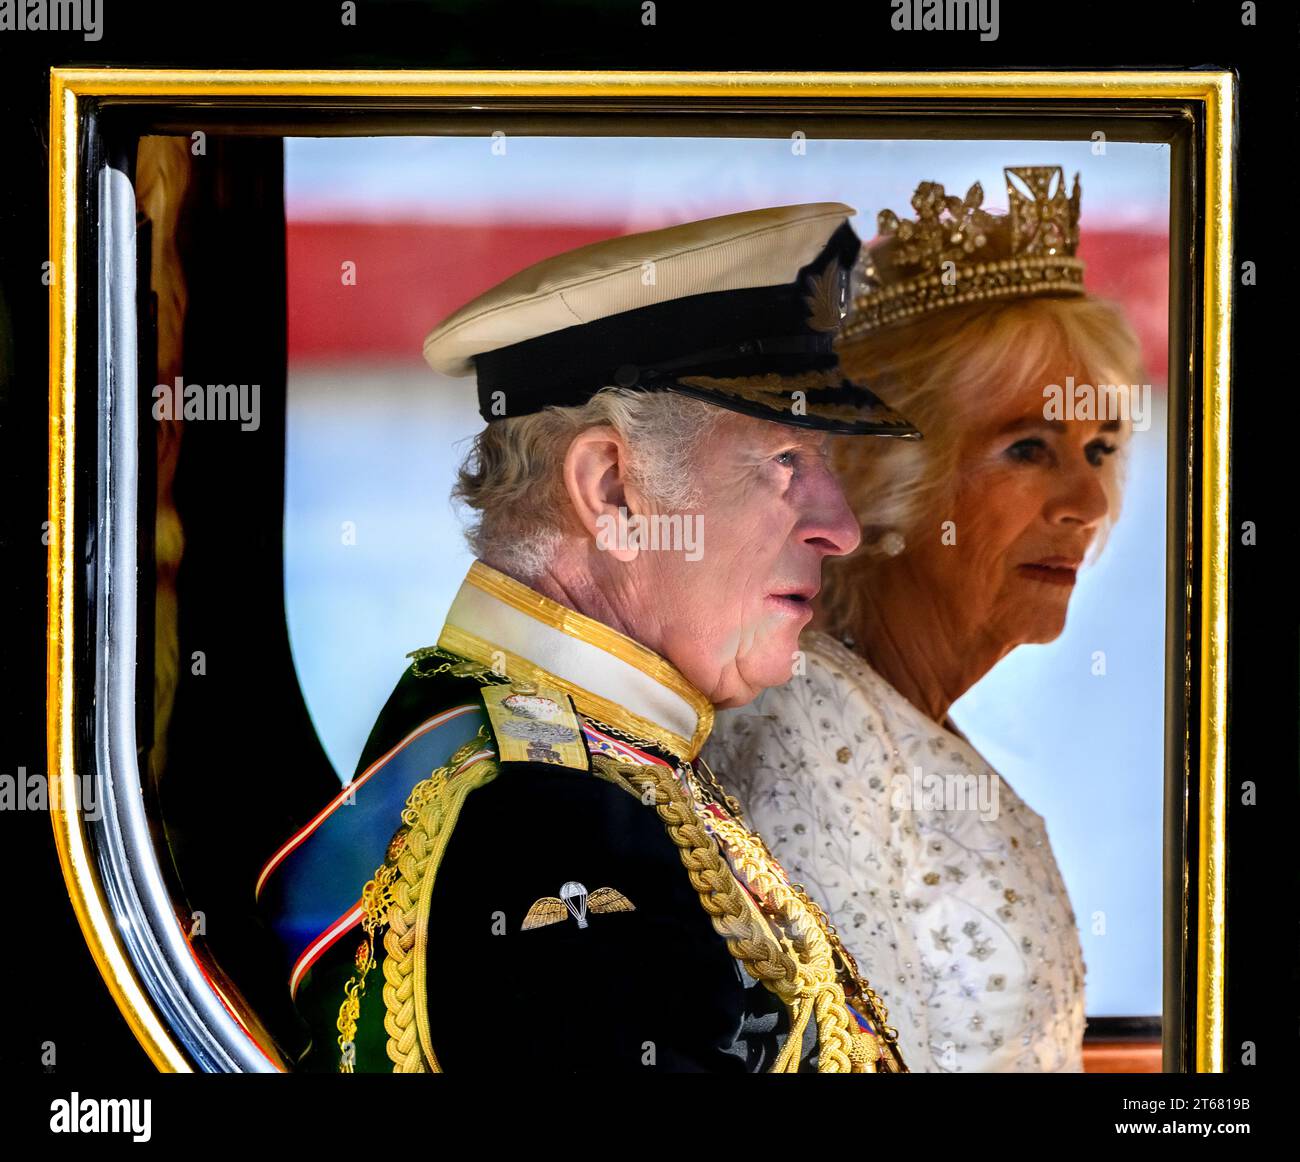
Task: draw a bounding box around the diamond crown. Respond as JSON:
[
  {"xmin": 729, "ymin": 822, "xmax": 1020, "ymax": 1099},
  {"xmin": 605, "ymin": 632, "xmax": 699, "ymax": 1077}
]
[{"xmin": 844, "ymin": 165, "xmax": 1086, "ymax": 338}]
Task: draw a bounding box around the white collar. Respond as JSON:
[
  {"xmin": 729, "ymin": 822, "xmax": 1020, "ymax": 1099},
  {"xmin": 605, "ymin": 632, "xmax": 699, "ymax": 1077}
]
[{"xmin": 437, "ymin": 560, "xmax": 714, "ymax": 760}]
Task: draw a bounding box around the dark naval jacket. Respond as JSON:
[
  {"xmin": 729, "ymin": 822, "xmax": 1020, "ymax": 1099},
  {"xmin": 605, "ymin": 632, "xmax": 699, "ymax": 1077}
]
[{"xmin": 255, "ymin": 561, "xmax": 854, "ymax": 1073}]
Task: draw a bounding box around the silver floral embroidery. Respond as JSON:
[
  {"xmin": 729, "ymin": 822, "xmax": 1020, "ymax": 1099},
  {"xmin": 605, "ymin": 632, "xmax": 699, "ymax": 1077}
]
[{"xmin": 704, "ymin": 630, "xmax": 1087, "ymax": 1074}]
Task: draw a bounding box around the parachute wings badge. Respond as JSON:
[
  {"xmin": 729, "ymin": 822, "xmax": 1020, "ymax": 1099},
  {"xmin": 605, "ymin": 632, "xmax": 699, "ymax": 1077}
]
[{"xmin": 521, "ymin": 881, "xmax": 636, "ymax": 931}]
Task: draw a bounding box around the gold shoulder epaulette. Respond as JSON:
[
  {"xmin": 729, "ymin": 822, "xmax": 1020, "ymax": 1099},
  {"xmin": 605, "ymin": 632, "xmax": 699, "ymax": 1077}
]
[{"xmin": 480, "ymin": 679, "xmax": 589, "ymax": 771}]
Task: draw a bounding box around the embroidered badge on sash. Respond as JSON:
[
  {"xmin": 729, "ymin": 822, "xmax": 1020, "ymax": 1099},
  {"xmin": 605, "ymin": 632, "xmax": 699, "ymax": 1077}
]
[
  {"xmin": 481, "ymin": 680, "xmax": 589, "ymax": 770},
  {"xmin": 521, "ymin": 881, "xmax": 636, "ymax": 931}
]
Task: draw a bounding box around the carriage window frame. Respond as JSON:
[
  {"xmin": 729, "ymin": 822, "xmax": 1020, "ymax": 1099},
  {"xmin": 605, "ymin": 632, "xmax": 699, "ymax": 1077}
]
[{"xmin": 46, "ymin": 68, "xmax": 1234, "ymax": 1073}]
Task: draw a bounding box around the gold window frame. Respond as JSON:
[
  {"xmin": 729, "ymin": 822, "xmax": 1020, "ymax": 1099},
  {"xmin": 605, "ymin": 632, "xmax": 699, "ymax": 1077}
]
[{"xmin": 47, "ymin": 68, "xmax": 1233, "ymax": 1073}]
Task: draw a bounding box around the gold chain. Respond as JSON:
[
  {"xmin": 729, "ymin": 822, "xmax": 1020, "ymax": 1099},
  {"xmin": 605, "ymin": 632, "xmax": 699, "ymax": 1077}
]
[
  {"xmin": 692, "ymin": 753, "xmax": 749, "ymax": 820},
  {"xmin": 407, "ymin": 646, "xmax": 512, "ymax": 686},
  {"xmin": 580, "ymin": 716, "xmax": 750, "ymax": 825},
  {"xmin": 780, "ymin": 867, "xmax": 905, "ymax": 1057},
  {"xmin": 692, "ymin": 757, "xmax": 907, "ymax": 1071},
  {"xmin": 579, "ymin": 712, "xmax": 675, "ymax": 754}
]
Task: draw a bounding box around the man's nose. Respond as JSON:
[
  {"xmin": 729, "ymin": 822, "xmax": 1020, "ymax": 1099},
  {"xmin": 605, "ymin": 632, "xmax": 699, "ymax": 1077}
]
[{"xmin": 800, "ymin": 469, "xmax": 862, "ymax": 557}]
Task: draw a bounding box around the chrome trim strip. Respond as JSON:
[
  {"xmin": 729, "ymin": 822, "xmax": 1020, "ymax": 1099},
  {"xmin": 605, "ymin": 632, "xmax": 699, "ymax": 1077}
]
[{"xmin": 93, "ymin": 159, "xmax": 274, "ymax": 1073}]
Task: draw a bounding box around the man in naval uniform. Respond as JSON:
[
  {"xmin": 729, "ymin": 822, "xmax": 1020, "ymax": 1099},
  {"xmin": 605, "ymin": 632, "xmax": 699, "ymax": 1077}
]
[{"xmin": 255, "ymin": 202, "xmax": 919, "ymax": 1073}]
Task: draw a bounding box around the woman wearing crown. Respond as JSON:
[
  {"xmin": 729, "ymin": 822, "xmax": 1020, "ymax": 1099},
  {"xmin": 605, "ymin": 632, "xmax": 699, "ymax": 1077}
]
[{"xmin": 704, "ymin": 167, "xmax": 1146, "ymax": 1072}]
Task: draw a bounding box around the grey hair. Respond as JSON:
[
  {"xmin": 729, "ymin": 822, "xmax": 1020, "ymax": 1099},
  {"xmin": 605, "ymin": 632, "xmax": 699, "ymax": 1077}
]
[{"xmin": 452, "ymin": 388, "xmax": 726, "ymax": 580}]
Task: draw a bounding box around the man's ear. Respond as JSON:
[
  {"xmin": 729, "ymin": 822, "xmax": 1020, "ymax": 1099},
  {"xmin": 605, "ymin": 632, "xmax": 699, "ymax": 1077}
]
[{"xmin": 562, "ymin": 425, "xmax": 640, "ymax": 563}]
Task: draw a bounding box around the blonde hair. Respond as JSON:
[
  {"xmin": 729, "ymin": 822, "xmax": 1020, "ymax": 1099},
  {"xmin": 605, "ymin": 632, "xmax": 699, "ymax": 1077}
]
[
  {"xmin": 822, "ymin": 294, "xmax": 1146, "ymax": 640},
  {"xmin": 453, "ymin": 388, "xmax": 724, "ymax": 580}
]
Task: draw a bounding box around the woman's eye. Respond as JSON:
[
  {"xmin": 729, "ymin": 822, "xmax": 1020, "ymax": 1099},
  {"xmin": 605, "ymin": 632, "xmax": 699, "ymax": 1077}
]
[
  {"xmin": 1086, "ymin": 440, "xmax": 1118, "ymax": 468},
  {"xmin": 774, "ymin": 450, "xmax": 798, "ymax": 467},
  {"xmin": 1006, "ymin": 437, "xmax": 1049, "ymax": 464}
]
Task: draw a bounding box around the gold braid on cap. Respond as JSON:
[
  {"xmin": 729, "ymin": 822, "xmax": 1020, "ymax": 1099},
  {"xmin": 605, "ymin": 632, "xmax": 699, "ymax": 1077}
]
[{"xmin": 843, "ymin": 166, "xmax": 1085, "ymax": 339}]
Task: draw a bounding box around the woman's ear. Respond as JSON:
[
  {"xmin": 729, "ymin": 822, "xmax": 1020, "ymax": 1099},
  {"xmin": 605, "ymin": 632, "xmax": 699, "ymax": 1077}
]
[{"xmin": 562, "ymin": 425, "xmax": 639, "ymax": 563}]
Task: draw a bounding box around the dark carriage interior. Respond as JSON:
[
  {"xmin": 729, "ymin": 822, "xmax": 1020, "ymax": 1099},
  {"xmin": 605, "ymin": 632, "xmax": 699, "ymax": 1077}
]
[{"xmin": 131, "ymin": 132, "xmax": 339, "ymax": 1065}]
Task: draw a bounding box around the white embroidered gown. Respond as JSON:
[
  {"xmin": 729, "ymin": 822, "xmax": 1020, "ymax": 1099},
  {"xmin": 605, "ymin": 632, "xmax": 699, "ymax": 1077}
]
[{"xmin": 705, "ymin": 630, "xmax": 1086, "ymax": 1073}]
